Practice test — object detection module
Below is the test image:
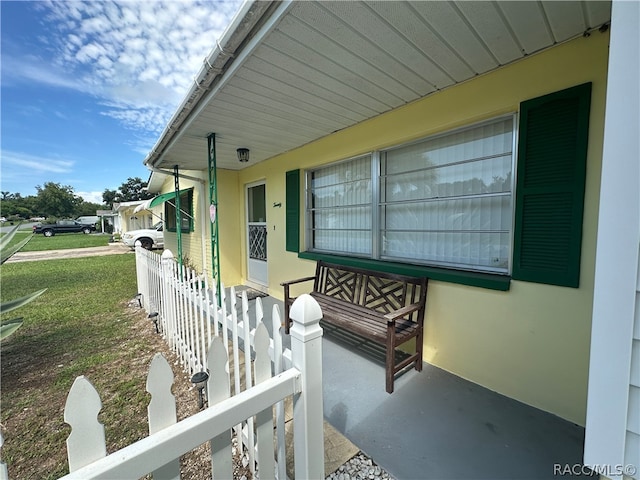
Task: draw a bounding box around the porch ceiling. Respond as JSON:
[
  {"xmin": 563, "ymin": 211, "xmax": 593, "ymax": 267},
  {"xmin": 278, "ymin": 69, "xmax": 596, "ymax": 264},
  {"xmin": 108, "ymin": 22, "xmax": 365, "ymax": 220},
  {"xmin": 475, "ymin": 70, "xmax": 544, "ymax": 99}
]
[{"xmin": 145, "ymin": 0, "xmax": 611, "ymax": 172}]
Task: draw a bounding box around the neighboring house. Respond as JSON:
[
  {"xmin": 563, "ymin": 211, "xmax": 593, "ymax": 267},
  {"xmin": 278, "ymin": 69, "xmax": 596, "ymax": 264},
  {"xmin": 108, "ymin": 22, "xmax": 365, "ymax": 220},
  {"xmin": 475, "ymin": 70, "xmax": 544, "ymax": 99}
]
[
  {"xmin": 113, "ymin": 200, "xmax": 156, "ymax": 234},
  {"xmin": 95, "ymin": 210, "xmax": 117, "ymax": 233},
  {"xmin": 142, "ymin": 1, "xmax": 638, "ymax": 475}
]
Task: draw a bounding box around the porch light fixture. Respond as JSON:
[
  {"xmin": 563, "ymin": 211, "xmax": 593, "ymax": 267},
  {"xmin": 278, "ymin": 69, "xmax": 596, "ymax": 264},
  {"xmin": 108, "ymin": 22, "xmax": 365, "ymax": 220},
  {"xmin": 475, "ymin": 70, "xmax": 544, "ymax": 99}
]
[
  {"xmin": 191, "ymin": 371, "xmax": 209, "ymax": 409},
  {"xmin": 237, "ymin": 148, "xmax": 250, "ymax": 163}
]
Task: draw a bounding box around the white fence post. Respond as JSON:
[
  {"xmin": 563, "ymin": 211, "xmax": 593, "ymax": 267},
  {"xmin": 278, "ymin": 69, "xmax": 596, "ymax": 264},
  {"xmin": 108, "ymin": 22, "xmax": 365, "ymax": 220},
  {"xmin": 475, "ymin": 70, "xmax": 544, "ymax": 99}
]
[
  {"xmin": 146, "ymin": 354, "xmax": 180, "ymax": 480},
  {"xmin": 0, "ymin": 431, "xmax": 9, "ymax": 480},
  {"xmin": 241, "ymin": 292, "xmax": 256, "ymax": 476},
  {"xmin": 254, "ymin": 321, "xmax": 276, "ymax": 479},
  {"xmin": 135, "ymin": 246, "xmax": 149, "ymax": 311},
  {"xmin": 207, "ymin": 337, "xmax": 233, "ymax": 479},
  {"xmin": 64, "ymin": 376, "xmax": 107, "ymax": 473},
  {"xmin": 161, "ymin": 250, "xmax": 176, "ymax": 353},
  {"xmin": 289, "ymin": 294, "xmax": 325, "ymax": 480},
  {"xmin": 272, "ymin": 304, "xmax": 287, "ymax": 480},
  {"xmin": 228, "ymin": 287, "xmax": 244, "ymax": 457}
]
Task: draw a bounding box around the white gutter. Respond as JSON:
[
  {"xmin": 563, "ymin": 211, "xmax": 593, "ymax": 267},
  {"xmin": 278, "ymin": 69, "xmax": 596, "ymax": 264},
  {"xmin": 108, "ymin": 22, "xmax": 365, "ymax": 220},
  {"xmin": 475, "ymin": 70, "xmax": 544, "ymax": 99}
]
[
  {"xmin": 156, "ymin": 0, "xmax": 294, "ymax": 159},
  {"xmin": 148, "ymin": 167, "xmax": 205, "ymax": 185}
]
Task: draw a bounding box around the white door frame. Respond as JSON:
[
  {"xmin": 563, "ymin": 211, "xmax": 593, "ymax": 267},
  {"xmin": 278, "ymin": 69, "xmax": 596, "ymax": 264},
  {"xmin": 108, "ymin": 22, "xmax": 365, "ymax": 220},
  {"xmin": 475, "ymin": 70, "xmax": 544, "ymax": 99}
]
[{"xmin": 246, "ymin": 181, "xmax": 268, "ymax": 288}]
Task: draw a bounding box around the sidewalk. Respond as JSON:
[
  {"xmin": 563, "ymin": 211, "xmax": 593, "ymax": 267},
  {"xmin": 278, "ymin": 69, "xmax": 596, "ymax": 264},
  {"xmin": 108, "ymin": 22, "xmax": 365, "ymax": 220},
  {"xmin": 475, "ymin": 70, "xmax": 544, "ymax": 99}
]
[{"xmin": 5, "ymin": 242, "xmax": 131, "ymax": 263}]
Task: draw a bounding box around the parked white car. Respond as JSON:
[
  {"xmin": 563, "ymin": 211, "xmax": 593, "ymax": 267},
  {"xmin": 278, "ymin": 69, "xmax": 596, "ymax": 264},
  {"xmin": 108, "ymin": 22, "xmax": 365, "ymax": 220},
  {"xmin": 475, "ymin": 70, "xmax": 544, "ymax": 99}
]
[{"xmin": 122, "ymin": 222, "xmax": 164, "ymax": 250}]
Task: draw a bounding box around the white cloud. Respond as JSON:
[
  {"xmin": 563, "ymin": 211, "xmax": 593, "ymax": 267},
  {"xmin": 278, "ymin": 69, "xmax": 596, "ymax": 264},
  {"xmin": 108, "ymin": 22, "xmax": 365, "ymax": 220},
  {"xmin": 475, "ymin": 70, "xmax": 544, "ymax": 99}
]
[
  {"xmin": 75, "ymin": 42, "xmax": 109, "ymax": 62},
  {"xmin": 76, "ymin": 191, "xmax": 104, "ymax": 204},
  {"xmin": 2, "ymin": 150, "xmax": 74, "ymax": 174},
  {"xmin": 30, "ymin": 0, "xmax": 244, "ymax": 134},
  {"xmin": 2, "ymin": 54, "xmax": 86, "ymax": 92}
]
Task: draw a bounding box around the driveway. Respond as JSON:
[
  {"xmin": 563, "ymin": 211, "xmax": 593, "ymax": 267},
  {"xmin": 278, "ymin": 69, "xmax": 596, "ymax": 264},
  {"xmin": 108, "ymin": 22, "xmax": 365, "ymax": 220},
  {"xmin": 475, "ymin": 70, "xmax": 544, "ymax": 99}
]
[{"xmin": 4, "ymin": 243, "xmax": 132, "ymax": 263}]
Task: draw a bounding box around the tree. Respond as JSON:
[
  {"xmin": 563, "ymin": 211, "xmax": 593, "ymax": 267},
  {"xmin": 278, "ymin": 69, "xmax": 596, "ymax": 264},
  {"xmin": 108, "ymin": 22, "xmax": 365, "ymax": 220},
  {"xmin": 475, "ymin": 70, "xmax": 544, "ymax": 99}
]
[
  {"xmin": 34, "ymin": 182, "xmax": 82, "ymax": 218},
  {"xmin": 102, "ymin": 189, "xmax": 117, "ymax": 209},
  {"xmin": 1, "ymin": 194, "xmax": 37, "ymax": 219},
  {"xmin": 77, "ymin": 201, "xmax": 104, "ymax": 216},
  {"xmin": 114, "ymin": 177, "xmax": 153, "ymax": 202},
  {"xmin": 1, "ymin": 192, "xmax": 23, "ymax": 201}
]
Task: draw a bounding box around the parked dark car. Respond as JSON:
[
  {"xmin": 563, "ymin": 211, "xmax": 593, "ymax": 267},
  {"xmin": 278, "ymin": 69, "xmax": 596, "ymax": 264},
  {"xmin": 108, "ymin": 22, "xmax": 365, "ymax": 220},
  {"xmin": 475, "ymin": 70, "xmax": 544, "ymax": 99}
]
[{"xmin": 32, "ymin": 220, "xmax": 96, "ymax": 237}]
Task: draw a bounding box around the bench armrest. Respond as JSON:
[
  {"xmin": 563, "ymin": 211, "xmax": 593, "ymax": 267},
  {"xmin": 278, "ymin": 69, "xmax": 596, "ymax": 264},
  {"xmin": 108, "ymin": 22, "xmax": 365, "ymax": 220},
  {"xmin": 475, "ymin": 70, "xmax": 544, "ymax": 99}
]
[
  {"xmin": 384, "ymin": 302, "xmax": 422, "ymax": 324},
  {"xmin": 280, "ymin": 276, "xmax": 316, "ymax": 288},
  {"xmin": 281, "ymin": 275, "xmax": 316, "ymax": 335}
]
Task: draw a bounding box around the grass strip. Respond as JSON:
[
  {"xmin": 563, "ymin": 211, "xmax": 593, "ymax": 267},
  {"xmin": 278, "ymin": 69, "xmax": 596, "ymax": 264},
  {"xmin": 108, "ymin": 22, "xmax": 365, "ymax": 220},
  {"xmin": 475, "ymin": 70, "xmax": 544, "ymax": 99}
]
[
  {"xmin": 4, "ymin": 231, "xmax": 110, "ymax": 252},
  {"xmin": 0, "ymin": 254, "xmax": 166, "ymax": 479},
  {"xmin": 12, "ymin": 231, "xmax": 111, "ymax": 252}
]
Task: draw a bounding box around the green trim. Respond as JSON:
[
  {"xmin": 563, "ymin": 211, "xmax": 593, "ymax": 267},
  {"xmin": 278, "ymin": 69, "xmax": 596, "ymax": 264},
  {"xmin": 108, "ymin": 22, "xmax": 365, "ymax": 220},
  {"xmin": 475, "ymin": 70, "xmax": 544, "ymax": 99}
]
[
  {"xmin": 298, "ymin": 251, "xmax": 511, "ymax": 291},
  {"xmin": 512, "ymin": 83, "xmax": 591, "ymax": 288},
  {"xmin": 147, "ymin": 188, "xmax": 193, "ymax": 208},
  {"xmin": 285, "ymin": 169, "xmax": 300, "ymax": 253}
]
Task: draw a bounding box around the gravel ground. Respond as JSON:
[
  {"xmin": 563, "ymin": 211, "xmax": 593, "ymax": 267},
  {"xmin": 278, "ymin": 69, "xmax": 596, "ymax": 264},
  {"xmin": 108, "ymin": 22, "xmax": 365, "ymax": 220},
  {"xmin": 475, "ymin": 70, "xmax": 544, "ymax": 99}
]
[{"xmin": 326, "ymin": 453, "xmax": 395, "ymax": 480}]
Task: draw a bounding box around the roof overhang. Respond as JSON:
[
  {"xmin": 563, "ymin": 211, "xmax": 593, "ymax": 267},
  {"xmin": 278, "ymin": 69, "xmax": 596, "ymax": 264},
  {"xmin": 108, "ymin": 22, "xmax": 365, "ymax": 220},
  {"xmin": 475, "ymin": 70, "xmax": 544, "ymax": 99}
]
[
  {"xmin": 114, "ymin": 200, "xmax": 146, "ymax": 212},
  {"xmin": 144, "ymin": 0, "xmax": 611, "ymax": 172}
]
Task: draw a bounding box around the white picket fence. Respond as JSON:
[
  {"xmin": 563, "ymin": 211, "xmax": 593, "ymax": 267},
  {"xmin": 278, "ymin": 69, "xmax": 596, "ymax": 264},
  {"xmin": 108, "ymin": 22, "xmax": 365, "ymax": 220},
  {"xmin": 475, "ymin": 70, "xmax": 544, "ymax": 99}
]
[
  {"xmin": 135, "ymin": 248, "xmax": 214, "ymax": 376},
  {"xmin": 54, "ymin": 247, "xmax": 325, "ymax": 479}
]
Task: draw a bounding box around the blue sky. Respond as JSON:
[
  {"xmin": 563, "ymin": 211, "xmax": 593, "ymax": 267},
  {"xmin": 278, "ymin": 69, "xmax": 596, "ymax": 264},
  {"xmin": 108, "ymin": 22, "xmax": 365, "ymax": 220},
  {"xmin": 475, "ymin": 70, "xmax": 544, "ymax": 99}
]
[{"xmin": 1, "ymin": 0, "xmax": 242, "ymax": 203}]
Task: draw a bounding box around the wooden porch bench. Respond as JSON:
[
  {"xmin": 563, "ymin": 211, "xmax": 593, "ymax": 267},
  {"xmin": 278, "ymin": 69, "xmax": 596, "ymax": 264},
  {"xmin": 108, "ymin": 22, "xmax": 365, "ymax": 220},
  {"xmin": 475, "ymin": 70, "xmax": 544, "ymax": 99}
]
[{"xmin": 281, "ymin": 261, "xmax": 428, "ymax": 393}]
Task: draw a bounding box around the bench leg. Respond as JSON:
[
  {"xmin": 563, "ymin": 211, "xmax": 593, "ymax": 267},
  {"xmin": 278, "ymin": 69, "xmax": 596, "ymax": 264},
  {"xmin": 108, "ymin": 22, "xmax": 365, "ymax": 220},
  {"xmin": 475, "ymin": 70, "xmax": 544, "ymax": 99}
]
[
  {"xmin": 415, "ymin": 327, "xmax": 424, "ymax": 372},
  {"xmin": 386, "ymin": 325, "xmax": 395, "ymax": 394},
  {"xmin": 283, "ymin": 285, "xmax": 292, "ymax": 335},
  {"xmin": 284, "ymin": 303, "xmax": 292, "ymax": 335}
]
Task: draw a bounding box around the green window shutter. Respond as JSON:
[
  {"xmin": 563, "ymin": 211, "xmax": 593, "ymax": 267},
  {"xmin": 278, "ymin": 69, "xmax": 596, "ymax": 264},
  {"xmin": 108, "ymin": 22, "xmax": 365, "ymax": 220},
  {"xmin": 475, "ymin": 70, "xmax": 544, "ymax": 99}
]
[
  {"xmin": 285, "ymin": 169, "xmax": 300, "ymax": 252},
  {"xmin": 512, "ymin": 83, "xmax": 591, "ymax": 287}
]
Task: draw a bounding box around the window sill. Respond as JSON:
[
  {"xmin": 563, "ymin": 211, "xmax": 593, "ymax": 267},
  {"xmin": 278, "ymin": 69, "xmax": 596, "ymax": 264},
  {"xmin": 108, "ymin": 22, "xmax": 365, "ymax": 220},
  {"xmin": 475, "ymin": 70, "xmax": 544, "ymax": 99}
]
[{"xmin": 298, "ymin": 251, "xmax": 511, "ymax": 291}]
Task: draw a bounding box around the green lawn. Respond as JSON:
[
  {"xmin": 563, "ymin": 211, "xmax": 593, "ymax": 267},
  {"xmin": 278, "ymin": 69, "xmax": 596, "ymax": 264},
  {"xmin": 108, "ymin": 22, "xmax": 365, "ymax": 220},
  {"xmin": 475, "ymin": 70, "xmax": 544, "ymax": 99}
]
[
  {"xmin": 6, "ymin": 231, "xmax": 110, "ymax": 252},
  {"xmin": 0, "ymin": 254, "xmax": 169, "ymax": 479}
]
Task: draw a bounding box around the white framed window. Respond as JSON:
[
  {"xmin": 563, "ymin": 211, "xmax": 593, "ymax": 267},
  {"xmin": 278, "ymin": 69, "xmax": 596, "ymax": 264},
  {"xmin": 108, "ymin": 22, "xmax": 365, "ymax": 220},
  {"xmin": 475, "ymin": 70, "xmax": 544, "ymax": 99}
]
[
  {"xmin": 307, "ymin": 154, "xmax": 372, "ymax": 256},
  {"xmin": 306, "ymin": 115, "xmax": 515, "ymax": 273}
]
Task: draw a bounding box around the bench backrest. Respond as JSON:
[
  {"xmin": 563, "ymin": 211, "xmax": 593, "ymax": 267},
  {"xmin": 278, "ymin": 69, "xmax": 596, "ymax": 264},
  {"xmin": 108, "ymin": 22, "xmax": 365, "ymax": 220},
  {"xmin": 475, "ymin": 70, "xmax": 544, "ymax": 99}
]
[{"xmin": 313, "ymin": 261, "xmax": 428, "ymax": 322}]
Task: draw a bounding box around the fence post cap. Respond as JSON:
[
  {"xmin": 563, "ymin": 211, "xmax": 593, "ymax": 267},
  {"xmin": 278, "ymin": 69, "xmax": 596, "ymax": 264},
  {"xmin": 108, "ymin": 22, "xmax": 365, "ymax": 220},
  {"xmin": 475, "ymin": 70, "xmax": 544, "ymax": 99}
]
[
  {"xmin": 161, "ymin": 249, "xmax": 174, "ymax": 260},
  {"xmin": 290, "ymin": 294, "xmax": 322, "ymax": 327}
]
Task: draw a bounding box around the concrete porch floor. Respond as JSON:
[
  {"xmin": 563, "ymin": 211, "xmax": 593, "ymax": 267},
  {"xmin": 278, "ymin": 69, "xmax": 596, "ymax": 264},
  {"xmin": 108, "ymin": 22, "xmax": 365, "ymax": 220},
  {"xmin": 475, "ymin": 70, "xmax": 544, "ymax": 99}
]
[{"xmin": 230, "ymin": 288, "xmax": 586, "ymax": 480}]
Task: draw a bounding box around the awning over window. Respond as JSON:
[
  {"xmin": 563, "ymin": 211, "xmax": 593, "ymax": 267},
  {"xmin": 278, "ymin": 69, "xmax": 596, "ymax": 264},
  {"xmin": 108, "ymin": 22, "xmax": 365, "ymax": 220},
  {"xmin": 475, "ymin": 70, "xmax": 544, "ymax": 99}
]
[{"xmin": 133, "ymin": 188, "xmax": 193, "ymax": 213}]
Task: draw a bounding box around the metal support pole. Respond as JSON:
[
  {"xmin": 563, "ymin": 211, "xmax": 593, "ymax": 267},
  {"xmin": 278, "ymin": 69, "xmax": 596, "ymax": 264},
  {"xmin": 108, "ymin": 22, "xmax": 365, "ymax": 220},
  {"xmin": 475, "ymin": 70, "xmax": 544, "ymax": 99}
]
[
  {"xmin": 207, "ymin": 133, "xmax": 222, "ymax": 307},
  {"xmin": 173, "ymin": 166, "xmax": 183, "ymax": 271}
]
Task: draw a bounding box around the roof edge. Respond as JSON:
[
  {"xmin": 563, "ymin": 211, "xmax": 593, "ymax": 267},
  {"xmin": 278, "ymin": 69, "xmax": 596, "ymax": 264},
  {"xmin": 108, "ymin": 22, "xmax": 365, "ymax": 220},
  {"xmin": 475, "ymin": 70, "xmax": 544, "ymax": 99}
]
[{"xmin": 143, "ymin": 0, "xmax": 279, "ymax": 169}]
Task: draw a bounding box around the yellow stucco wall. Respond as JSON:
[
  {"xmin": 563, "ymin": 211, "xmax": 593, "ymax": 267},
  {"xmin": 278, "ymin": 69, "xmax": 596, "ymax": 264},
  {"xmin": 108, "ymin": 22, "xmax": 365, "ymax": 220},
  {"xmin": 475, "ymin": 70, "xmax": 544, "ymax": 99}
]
[
  {"xmin": 222, "ymin": 32, "xmax": 610, "ymax": 425},
  {"xmin": 216, "ymin": 169, "xmax": 243, "ymax": 287},
  {"xmin": 162, "ymin": 173, "xmax": 204, "ymax": 272}
]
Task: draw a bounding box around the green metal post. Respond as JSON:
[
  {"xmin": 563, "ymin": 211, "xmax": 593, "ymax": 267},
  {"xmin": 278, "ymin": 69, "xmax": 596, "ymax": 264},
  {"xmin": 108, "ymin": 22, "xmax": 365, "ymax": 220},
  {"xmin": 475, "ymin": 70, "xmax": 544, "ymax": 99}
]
[
  {"xmin": 173, "ymin": 165, "xmax": 183, "ymax": 271},
  {"xmin": 207, "ymin": 134, "xmax": 222, "ymax": 306}
]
